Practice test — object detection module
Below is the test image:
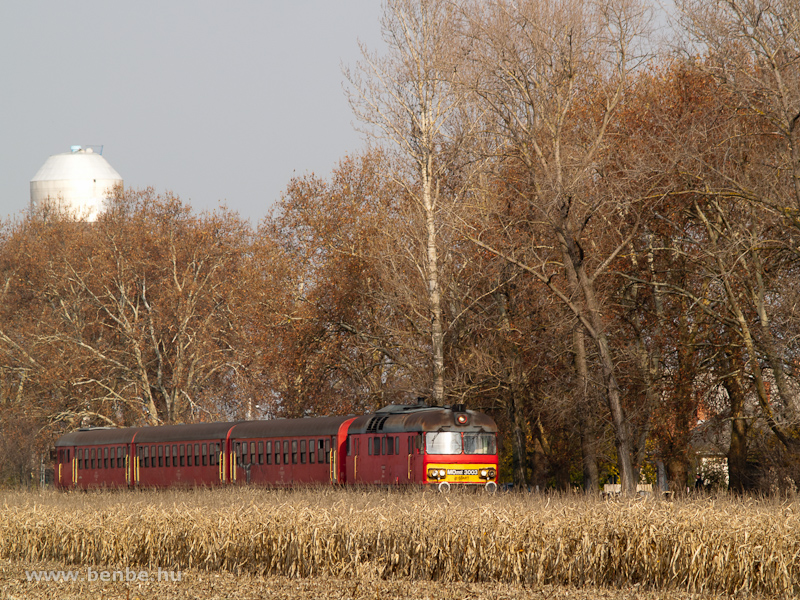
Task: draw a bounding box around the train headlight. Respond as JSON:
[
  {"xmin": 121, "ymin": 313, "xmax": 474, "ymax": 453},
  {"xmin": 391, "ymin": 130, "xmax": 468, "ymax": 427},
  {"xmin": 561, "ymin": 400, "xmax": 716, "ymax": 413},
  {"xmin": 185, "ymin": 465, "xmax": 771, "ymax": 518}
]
[
  {"xmin": 456, "ymin": 414, "xmax": 468, "ymax": 425},
  {"xmin": 480, "ymin": 469, "xmax": 488, "ymax": 478},
  {"xmin": 427, "ymin": 468, "xmax": 438, "ymax": 479},
  {"xmin": 438, "ymin": 469, "xmax": 446, "ymax": 478},
  {"xmin": 488, "ymin": 468, "xmax": 496, "ymax": 479}
]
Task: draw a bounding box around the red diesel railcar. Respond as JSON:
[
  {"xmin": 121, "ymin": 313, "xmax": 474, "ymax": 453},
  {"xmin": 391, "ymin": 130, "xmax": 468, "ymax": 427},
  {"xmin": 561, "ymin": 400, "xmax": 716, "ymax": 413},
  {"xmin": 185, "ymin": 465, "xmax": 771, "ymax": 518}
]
[{"xmin": 53, "ymin": 403, "xmax": 499, "ymax": 492}]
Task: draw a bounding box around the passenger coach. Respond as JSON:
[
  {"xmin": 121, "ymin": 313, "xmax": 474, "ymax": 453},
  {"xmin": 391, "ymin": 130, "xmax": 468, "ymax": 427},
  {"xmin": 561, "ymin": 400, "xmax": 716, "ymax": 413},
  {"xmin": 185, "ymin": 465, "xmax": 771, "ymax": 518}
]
[{"xmin": 53, "ymin": 403, "xmax": 499, "ymax": 492}]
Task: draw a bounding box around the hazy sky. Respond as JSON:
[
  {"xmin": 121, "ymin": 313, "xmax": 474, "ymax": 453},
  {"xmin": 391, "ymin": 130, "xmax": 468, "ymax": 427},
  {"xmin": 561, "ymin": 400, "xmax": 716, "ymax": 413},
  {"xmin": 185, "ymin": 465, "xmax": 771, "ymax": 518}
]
[{"xmin": 0, "ymin": 2, "xmax": 384, "ymax": 226}]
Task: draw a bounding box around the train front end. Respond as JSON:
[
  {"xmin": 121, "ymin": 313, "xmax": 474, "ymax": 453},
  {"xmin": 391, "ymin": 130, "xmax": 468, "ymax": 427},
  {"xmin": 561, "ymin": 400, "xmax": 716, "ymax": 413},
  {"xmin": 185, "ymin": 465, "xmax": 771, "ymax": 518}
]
[{"xmin": 419, "ymin": 404, "xmax": 498, "ymax": 492}]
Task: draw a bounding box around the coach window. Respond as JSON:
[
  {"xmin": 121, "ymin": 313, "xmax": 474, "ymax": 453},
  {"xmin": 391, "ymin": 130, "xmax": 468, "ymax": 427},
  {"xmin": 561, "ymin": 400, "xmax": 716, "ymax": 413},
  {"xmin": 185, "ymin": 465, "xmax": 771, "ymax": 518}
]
[
  {"xmin": 291, "ymin": 440, "xmax": 298, "ymax": 464},
  {"xmin": 324, "ymin": 439, "xmax": 331, "ymax": 464},
  {"xmin": 76, "ymin": 449, "xmax": 82, "ymax": 470},
  {"xmin": 179, "ymin": 444, "xmax": 185, "ymax": 467},
  {"xmin": 374, "ymin": 437, "xmax": 381, "ymax": 456},
  {"xmin": 210, "ymin": 443, "xmax": 218, "ymax": 467},
  {"xmin": 171, "ymin": 445, "xmax": 177, "ymax": 467},
  {"xmin": 274, "ymin": 441, "xmax": 281, "ymax": 465},
  {"xmin": 387, "ymin": 437, "xmax": 394, "ymax": 456},
  {"xmin": 89, "ymin": 448, "xmax": 95, "ymax": 469},
  {"xmin": 157, "ymin": 445, "xmax": 163, "ymax": 468},
  {"xmin": 300, "ymin": 440, "xmax": 306, "ymax": 464},
  {"xmin": 382, "ymin": 437, "xmax": 388, "ymax": 456},
  {"xmin": 257, "ymin": 441, "xmax": 264, "ymax": 465},
  {"xmin": 116, "ymin": 447, "xmax": 122, "ymax": 468},
  {"xmin": 309, "ymin": 439, "xmax": 315, "ymax": 464},
  {"xmin": 202, "ymin": 444, "xmax": 208, "ymax": 466},
  {"xmin": 367, "ymin": 437, "xmax": 372, "ymax": 456},
  {"xmin": 193, "ymin": 444, "xmax": 199, "ymax": 466},
  {"xmin": 282, "ymin": 440, "xmax": 288, "ymax": 464},
  {"xmin": 164, "ymin": 444, "xmax": 170, "ymax": 467},
  {"xmin": 142, "ymin": 446, "xmax": 148, "ymax": 468},
  {"xmin": 249, "ymin": 442, "xmax": 256, "ymax": 465}
]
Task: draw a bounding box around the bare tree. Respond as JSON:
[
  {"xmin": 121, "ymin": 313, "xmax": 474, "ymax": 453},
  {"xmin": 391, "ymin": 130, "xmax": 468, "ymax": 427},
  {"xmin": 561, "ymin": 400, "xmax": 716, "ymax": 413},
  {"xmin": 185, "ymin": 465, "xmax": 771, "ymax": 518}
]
[
  {"xmin": 675, "ymin": 1, "xmax": 800, "ymax": 468},
  {"xmin": 0, "ymin": 190, "xmax": 257, "ymax": 428},
  {"xmin": 345, "ymin": 0, "xmax": 468, "ymax": 405},
  {"xmin": 458, "ymin": 0, "xmax": 651, "ymax": 494}
]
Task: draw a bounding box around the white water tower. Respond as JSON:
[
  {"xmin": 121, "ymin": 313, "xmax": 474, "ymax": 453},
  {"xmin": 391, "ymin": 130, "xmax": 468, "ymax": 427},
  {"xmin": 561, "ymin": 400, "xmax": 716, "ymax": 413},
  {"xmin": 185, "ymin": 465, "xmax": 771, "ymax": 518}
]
[{"xmin": 30, "ymin": 146, "xmax": 123, "ymax": 222}]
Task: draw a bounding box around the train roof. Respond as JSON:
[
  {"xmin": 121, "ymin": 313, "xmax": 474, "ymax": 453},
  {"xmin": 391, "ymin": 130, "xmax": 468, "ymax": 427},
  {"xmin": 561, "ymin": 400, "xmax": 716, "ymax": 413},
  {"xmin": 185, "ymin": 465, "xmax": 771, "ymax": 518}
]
[
  {"xmin": 230, "ymin": 415, "xmax": 352, "ymax": 439},
  {"xmin": 55, "ymin": 422, "xmax": 242, "ymax": 446},
  {"xmin": 54, "ymin": 404, "xmax": 497, "ymax": 446},
  {"xmin": 56, "ymin": 426, "xmax": 138, "ymax": 447},
  {"xmin": 348, "ymin": 404, "xmax": 498, "ymax": 435},
  {"xmin": 134, "ymin": 422, "xmax": 240, "ymax": 443}
]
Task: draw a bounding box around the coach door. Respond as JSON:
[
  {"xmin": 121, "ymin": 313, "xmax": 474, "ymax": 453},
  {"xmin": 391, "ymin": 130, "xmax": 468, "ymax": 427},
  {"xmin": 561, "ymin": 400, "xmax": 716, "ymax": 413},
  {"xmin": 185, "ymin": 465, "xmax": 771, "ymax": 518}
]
[
  {"xmin": 326, "ymin": 436, "xmax": 336, "ymax": 483},
  {"xmin": 218, "ymin": 438, "xmax": 229, "ymax": 484},
  {"xmin": 346, "ymin": 436, "xmax": 363, "ymax": 484},
  {"xmin": 407, "ymin": 433, "xmax": 423, "ymax": 484},
  {"xmin": 125, "ymin": 442, "xmax": 136, "ymax": 488},
  {"xmin": 57, "ymin": 448, "xmax": 75, "ymax": 489}
]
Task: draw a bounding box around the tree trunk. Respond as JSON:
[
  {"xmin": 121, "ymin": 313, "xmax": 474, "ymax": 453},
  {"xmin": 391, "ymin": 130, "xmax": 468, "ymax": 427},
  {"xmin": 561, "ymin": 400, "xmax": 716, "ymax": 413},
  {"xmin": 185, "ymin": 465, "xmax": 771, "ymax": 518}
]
[
  {"xmin": 667, "ymin": 457, "xmax": 688, "ymax": 494},
  {"xmin": 507, "ymin": 394, "xmax": 528, "ymax": 488},
  {"xmin": 422, "ymin": 170, "xmax": 445, "ymax": 405},
  {"xmin": 573, "ymin": 325, "xmax": 599, "ymax": 492},
  {"xmin": 722, "ymin": 352, "xmax": 750, "ymax": 493}
]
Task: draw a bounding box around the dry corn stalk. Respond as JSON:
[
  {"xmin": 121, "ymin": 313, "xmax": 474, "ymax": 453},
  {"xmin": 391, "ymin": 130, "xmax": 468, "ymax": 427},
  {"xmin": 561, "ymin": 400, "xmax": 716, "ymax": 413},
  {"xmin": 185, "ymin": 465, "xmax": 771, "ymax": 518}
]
[{"xmin": 0, "ymin": 488, "xmax": 797, "ymax": 596}]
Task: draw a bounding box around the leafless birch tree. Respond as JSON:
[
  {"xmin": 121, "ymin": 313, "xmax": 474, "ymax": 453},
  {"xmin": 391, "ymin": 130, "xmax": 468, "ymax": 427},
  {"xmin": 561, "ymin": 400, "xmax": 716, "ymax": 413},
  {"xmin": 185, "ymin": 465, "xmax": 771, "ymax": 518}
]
[{"xmin": 345, "ymin": 0, "xmax": 467, "ymax": 405}]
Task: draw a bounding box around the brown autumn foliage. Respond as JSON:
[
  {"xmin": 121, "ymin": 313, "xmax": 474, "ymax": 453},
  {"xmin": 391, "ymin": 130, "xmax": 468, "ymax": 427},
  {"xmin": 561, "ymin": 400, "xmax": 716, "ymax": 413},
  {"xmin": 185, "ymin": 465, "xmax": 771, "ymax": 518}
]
[
  {"xmin": 0, "ymin": 190, "xmax": 268, "ymax": 482},
  {"xmin": 3, "ymin": 0, "xmax": 800, "ymax": 494}
]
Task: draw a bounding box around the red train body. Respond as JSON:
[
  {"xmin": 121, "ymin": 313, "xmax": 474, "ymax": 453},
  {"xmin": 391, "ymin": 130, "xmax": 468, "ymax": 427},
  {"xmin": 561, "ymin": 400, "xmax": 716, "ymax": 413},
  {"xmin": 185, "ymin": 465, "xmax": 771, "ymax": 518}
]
[{"xmin": 53, "ymin": 403, "xmax": 499, "ymax": 492}]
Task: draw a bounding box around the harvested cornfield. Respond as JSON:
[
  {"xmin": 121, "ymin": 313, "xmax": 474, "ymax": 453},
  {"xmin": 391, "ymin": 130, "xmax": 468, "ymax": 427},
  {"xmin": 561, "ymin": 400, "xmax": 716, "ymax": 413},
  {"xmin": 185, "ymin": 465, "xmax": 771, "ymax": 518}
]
[{"xmin": 0, "ymin": 488, "xmax": 797, "ymax": 597}]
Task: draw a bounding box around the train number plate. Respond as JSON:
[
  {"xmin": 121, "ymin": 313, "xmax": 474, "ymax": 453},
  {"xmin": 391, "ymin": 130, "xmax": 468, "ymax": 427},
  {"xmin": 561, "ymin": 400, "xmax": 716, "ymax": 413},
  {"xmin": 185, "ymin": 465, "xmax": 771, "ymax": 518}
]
[{"xmin": 447, "ymin": 469, "xmax": 478, "ymax": 476}]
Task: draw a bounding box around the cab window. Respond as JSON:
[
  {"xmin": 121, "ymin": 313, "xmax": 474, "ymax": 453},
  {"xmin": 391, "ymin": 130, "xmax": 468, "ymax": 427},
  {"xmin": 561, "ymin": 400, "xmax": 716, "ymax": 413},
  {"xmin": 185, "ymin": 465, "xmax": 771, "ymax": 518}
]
[
  {"xmin": 425, "ymin": 432, "xmax": 462, "ymax": 455},
  {"xmin": 463, "ymin": 433, "xmax": 497, "ymax": 455}
]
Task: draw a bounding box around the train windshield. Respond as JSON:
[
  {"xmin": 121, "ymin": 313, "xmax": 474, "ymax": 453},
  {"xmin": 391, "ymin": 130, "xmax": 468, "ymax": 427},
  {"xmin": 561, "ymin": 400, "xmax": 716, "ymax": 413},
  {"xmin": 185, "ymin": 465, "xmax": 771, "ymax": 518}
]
[
  {"xmin": 425, "ymin": 432, "xmax": 462, "ymax": 455},
  {"xmin": 463, "ymin": 433, "xmax": 496, "ymax": 455}
]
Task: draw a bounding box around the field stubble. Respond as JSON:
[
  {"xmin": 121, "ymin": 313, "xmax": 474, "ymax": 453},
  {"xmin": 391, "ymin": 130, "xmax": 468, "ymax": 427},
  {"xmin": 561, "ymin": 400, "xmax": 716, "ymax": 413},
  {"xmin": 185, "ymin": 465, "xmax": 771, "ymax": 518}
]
[{"xmin": 0, "ymin": 487, "xmax": 796, "ymax": 598}]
